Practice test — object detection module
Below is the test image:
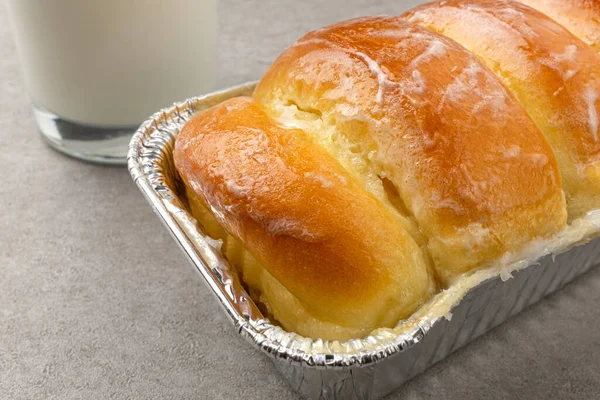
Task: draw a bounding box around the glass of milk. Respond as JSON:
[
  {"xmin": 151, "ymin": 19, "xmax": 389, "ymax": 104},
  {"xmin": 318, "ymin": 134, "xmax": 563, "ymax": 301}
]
[{"xmin": 6, "ymin": 0, "xmax": 217, "ymax": 164}]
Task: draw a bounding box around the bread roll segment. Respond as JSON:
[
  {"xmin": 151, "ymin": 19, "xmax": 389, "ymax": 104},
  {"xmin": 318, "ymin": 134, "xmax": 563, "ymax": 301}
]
[
  {"xmin": 403, "ymin": 0, "xmax": 600, "ymax": 219},
  {"xmin": 174, "ymin": 97, "xmax": 434, "ymax": 340},
  {"xmin": 254, "ymin": 16, "xmax": 567, "ymax": 285},
  {"xmin": 517, "ymin": 0, "xmax": 600, "ymax": 55}
]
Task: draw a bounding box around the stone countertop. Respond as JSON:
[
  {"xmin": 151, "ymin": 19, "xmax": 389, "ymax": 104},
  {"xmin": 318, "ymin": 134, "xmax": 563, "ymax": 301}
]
[{"xmin": 1, "ymin": 1, "xmax": 599, "ymax": 399}]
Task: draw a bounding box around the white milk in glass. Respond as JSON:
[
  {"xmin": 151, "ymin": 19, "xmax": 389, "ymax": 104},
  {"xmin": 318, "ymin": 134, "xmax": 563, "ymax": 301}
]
[{"xmin": 7, "ymin": 0, "xmax": 217, "ymax": 163}]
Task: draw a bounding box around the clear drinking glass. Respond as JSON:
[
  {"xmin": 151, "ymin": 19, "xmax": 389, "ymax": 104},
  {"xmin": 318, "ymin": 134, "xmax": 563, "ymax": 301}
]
[{"xmin": 6, "ymin": 0, "xmax": 217, "ymax": 164}]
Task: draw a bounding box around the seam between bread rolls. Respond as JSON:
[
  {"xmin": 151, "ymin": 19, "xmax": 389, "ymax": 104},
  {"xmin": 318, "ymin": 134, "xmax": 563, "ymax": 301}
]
[
  {"xmin": 268, "ymin": 98, "xmax": 428, "ymax": 246},
  {"xmin": 264, "ymin": 95, "xmax": 438, "ymax": 285},
  {"xmin": 258, "ymin": 34, "xmax": 451, "ymax": 249}
]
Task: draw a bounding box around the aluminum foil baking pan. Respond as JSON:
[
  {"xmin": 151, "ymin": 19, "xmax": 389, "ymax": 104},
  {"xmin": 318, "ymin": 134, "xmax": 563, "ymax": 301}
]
[{"xmin": 127, "ymin": 81, "xmax": 600, "ymax": 400}]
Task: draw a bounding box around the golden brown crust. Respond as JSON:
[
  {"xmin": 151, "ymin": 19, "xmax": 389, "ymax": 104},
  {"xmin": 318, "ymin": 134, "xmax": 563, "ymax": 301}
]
[
  {"xmin": 517, "ymin": 0, "xmax": 600, "ymax": 54},
  {"xmin": 254, "ymin": 16, "xmax": 567, "ymax": 284},
  {"xmin": 403, "ymin": 0, "xmax": 600, "ymax": 219},
  {"xmin": 174, "ymin": 14, "xmax": 571, "ymax": 340},
  {"xmin": 174, "ymin": 97, "xmax": 434, "ymax": 340}
]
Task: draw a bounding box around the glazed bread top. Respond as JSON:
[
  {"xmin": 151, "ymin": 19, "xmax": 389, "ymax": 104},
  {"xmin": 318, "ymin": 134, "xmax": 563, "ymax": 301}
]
[
  {"xmin": 517, "ymin": 0, "xmax": 600, "ymax": 55},
  {"xmin": 404, "ymin": 0, "xmax": 600, "ymax": 219},
  {"xmin": 174, "ymin": 9, "xmax": 580, "ymax": 340}
]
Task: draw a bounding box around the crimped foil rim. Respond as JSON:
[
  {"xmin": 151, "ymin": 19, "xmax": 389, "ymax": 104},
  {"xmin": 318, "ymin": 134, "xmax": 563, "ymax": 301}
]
[{"xmin": 127, "ymin": 81, "xmax": 600, "ymax": 369}]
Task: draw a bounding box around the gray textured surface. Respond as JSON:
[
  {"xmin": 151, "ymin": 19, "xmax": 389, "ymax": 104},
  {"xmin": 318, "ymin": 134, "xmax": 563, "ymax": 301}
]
[{"xmin": 1, "ymin": 1, "xmax": 599, "ymax": 399}]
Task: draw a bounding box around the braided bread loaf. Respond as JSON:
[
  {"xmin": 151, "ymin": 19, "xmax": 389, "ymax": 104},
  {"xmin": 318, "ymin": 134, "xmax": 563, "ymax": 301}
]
[{"xmin": 174, "ymin": 0, "xmax": 599, "ymax": 341}]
